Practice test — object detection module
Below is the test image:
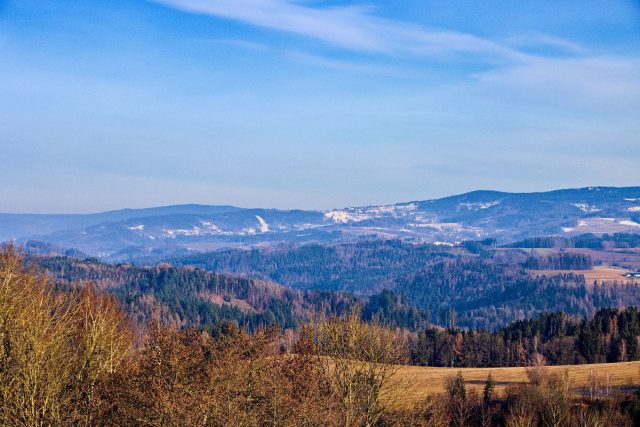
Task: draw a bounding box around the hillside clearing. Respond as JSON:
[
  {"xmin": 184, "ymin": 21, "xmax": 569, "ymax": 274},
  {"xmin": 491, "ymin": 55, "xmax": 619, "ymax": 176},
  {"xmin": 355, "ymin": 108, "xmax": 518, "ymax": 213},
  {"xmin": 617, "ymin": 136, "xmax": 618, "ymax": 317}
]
[
  {"xmin": 390, "ymin": 361, "xmax": 640, "ymax": 408},
  {"xmin": 529, "ymin": 265, "xmax": 638, "ymax": 285}
]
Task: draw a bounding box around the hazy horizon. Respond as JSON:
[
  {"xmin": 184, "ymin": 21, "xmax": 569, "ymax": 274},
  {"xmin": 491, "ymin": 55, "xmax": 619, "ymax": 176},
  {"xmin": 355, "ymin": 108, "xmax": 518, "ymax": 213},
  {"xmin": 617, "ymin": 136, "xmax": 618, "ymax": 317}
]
[
  {"xmin": 0, "ymin": 184, "xmax": 638, "ymax": 215},
  {"xmin": 2, "ymin": 0, "xmax": 639, "ymax": 213}
]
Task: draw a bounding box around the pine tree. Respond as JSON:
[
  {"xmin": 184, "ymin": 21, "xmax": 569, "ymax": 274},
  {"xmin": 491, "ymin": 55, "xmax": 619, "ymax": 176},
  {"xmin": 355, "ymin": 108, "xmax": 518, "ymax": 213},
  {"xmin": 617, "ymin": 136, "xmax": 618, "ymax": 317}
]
[{"xmin": 483, "ymin": 373, "xmax": 495, "ymax": 405}]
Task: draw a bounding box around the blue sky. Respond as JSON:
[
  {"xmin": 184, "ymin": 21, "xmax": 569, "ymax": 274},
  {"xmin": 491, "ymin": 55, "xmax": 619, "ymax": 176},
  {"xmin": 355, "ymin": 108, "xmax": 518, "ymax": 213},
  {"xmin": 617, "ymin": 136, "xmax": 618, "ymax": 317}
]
[{"xmin": 1, "ymin": 0, "xmax": 639, "ymax": 213}]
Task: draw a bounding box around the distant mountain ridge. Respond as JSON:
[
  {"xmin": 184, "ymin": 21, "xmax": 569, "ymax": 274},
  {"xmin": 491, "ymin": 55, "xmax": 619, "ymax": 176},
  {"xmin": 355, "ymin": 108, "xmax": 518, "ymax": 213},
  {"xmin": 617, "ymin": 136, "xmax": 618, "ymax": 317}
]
[{"xmin": 3, "ymin": 186, "xmax": 640, "ymax": 260}]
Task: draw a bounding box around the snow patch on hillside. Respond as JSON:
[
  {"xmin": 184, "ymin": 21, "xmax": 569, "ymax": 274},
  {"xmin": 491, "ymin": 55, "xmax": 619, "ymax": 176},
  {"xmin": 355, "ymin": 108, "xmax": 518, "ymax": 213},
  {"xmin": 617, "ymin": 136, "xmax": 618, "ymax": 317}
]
[
  {"xmin": 163, "ymin": 227, "xmax": 201, "ymax": 238},
  {"xmin": 366, "ymin": 203, "xmax": 417, "ymax": 215},
  {"xmin": 571, "ymin": 203, "xmax": 602, "ymax": 213},
  {"xmin": 577, "ymin": 218, "xmax": 615, "ymax": 227},
  {"xmin": 458, "ymin": 201, "xmax": 500, "ymax": 211},
  {"xmin": 619, "ymin": 220, "xmax": 640, "ymax": 228},
  {"xmin": 628, "ymin": 206, "xmax": 640, "ymax": 212},
  {"xmin": 200, "ymin": 221, "xmax": 222, "ymax": 232},
  {"xmin": 324, "ymin": 210, "xmax": 370, "ymax": 223},
  {"xmin": 324, "ymin": 203, "xmax": 417, "ymax": 224},
  {"xmin": 409, "ymin": 222, "xmax": 463, "ymax": 229},
  {"xmin": 255, "ymin": 215, "xmax": 270, "ymax": 233},
  {"xmin": 162, "ymin": 221, "xmax": 232, "ymax": 238},
  {"xmin": 127, "ymin": 224, "xmax": 145, "ymax": 231}
]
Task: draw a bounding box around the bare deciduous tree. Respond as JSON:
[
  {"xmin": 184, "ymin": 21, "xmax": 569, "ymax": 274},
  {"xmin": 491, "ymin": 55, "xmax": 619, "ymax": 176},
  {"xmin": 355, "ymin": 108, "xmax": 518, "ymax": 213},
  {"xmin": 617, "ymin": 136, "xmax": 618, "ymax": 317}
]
[
  {"xmin": 0, "ymin": 244, "xmax": 133, "ymax": 426},
  {"xmin": 314, "ymin": 308, "xmax": 407, "ymax": 427}
]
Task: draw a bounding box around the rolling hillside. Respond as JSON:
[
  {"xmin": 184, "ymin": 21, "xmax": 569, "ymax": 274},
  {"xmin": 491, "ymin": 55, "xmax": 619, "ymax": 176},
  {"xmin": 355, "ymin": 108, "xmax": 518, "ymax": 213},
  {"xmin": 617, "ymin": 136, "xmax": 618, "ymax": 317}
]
[{"xmin": 1, "ymin": 186, "xmax": 639, "ymax": 260}]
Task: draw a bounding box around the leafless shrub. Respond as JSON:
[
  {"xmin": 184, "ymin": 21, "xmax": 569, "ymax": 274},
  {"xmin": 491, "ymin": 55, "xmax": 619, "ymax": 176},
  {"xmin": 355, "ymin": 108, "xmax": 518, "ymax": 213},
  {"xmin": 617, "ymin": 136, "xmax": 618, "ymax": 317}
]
[
  {"xmin": 539, "ymin": 372, "xmax": 571, "ymax": 427},
  {"xmin": 525, "ymin": 352, "xmax": 548, "ymax": 386},
  {"xmin": 573, "ymin": 404, "xmax": 608, "ymax": 427},
  {"xmin": 314, "ymin": 307, "xmax": 408, "ymax": 427},
  {"xmin": 588, "ymin": 369, "xmax": 614, "ymax": 401},
  {"xmin": 504, "ymin": 385, "xmax": 540, "ymax": 427}
]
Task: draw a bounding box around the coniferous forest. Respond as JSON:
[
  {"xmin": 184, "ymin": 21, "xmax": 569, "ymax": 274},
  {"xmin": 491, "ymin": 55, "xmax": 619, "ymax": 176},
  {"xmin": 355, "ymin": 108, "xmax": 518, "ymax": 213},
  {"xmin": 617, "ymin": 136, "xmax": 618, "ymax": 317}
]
[
  {"xmin": 39, "ymin": 247, "xmax": 640, "ymax": 369},
  {"xmin": 33, "ymin": 236, "xmax": 640, "ymax": 331}
]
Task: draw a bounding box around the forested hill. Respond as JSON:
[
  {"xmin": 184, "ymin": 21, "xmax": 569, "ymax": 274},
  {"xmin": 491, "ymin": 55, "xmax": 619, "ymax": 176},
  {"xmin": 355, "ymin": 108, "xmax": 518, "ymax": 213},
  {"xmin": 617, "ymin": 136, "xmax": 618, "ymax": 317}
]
[
  {"xmin": 168, "ymin": 240, "xmax": 458, "ymax": 292},
  {"xmin": 28, "ymin": 253, "xmax": 640, "ymax": 367},
  {"xmin": 168, "ymin": 238, "xmax": 640, "ymax": 330},
  {"xmin": 29, "ymin": 232, "xmax": 640, "ymax": 331},
  {"xmin": 31, "ymin": 255, "xmax": 429, "ymax": 331}
]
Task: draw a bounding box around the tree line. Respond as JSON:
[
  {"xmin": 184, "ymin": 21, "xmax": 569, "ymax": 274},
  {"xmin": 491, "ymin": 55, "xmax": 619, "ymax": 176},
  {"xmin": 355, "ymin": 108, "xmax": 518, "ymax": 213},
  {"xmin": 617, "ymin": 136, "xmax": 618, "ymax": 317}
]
[
  {"xmin": 411, "ymin": 307, "xmax": 640, "ymax": 368},
  {"xmin": 522, "ymin": 253, "xmax": 592, "ymax": 270},
  {"xmin": 506, "ymin": 232, "xmax": 640, "ymax": 249}
]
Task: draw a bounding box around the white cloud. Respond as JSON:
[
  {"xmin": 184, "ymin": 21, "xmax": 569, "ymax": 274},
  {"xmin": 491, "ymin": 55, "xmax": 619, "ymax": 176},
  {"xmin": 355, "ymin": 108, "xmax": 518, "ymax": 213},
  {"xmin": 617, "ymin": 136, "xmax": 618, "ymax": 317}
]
[
  {"xmin": 154, "ymin": 0, "xmax": 640, "ymax": 113},
  {"xmin": 284, "ymin": 51, "xmax": 399, "ymax": 74},
  {"xmin": 196, "ymin": 38, "xmax": 268, "ymax": 51},
  {"xmin": 153, "ymin": 0, "xmax": 523, "ymax": 61},
  {"xmin": 504, "ymin": 33, "xmax": 589, "ymax": 54},
  {"xmin": 154, "ymin": 0, "xmax": 386, "ymax": 51}
]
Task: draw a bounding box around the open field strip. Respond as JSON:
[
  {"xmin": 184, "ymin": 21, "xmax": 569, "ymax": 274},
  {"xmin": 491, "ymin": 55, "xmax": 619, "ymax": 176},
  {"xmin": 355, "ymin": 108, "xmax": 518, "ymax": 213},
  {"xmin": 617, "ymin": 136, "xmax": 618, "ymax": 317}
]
[
  {"xmin": 529, "ymin": 265, "xmax": 638, "ymax": 285},
  {"xmin": 390, "ymin": 361, "xmax": 640, "ymax": 407}
]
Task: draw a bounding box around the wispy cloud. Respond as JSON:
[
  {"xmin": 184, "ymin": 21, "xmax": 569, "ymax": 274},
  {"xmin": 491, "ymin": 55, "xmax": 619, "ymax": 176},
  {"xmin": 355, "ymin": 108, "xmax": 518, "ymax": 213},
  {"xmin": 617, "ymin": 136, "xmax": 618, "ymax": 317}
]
[
  {"xmin": 153, "ymin": 0, "xmax": 524, "ymax": 62},
  {"xmin": 155, "ymin": 0, "xmax": 640, "ymax": 109},
  {"xmin": 195, "ymin": 38, "xmax": 268, "ymax": 51},
  {"xmin": 284, "ymin": 51, "xmax": 399, "ymax": 74},
  {"xmin": 504, "ymin": 33, "xmax": 589, "ymax": 55}
]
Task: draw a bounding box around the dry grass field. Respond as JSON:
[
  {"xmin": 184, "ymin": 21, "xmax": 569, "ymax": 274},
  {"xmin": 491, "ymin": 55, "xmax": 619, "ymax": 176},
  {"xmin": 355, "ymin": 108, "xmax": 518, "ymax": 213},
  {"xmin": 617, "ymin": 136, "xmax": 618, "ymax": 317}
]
[
  {"xmin": 389, "ymin": 361, "xmax": 640, "ymax": 408},
  {"xmin": 568, "ymin": 248, "xmax": 640, "ymax": 269},
  {"xmin": 529, "ymin": 265, "xmax": 638, "ymax": 285}
]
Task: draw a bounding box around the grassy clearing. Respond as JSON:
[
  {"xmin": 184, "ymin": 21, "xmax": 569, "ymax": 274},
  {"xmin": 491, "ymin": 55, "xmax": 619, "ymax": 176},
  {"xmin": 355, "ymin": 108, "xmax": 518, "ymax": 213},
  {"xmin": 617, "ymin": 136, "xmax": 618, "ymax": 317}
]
[
  {"xmin": 529, "ymin": 265, "xmax": 638, "ymax": 285},
  {"xmin": 389, "ymin": 361, "xmax": 640, "ymax": 408}
]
